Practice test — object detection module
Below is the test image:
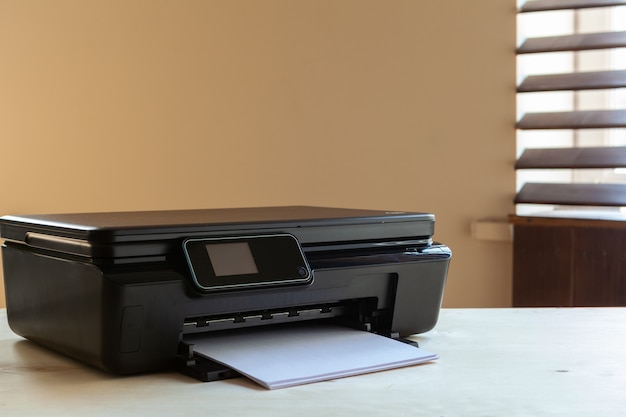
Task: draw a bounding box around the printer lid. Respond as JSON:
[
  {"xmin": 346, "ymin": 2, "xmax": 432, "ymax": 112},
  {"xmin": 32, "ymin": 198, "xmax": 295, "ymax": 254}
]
[{"xmin": 0, "ymin": 206, "xmax": 436, "ymax": 259}]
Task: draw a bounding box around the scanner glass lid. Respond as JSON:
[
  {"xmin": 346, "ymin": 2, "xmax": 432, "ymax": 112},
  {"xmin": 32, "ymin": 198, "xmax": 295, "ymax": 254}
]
[
  {"xmin": 0, "ymin": 206, "xmax": 435, "ymax": 242},
  {"xmin": 0, "ymin": 206, "xmax": 436, "ymax": 260}
]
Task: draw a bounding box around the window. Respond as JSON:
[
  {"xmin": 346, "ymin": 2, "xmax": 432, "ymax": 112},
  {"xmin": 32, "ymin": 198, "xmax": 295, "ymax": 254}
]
[{"xmin": 516, "ymin": 0, "xmax": 626, "ymax": 216}]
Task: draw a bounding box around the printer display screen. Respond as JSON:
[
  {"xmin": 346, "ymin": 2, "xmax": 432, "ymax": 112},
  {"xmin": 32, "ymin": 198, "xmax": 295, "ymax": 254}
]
[
  {"xmin": 183, "ymin": 234, "xmax": 312, "ymax": 292},
  {"xmin": 205, "ymin": 242, "xmax": 259, "ymax": 277}
]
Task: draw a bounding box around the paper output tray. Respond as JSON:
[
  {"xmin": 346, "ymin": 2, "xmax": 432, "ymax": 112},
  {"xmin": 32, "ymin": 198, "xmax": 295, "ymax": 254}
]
[{"xmin": 175, "ymin": 321, "xmax": 420, "ymax": 383}]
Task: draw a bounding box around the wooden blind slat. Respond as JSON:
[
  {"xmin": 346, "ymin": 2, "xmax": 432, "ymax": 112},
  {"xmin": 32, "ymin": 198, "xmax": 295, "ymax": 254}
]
[
  {"xmin": 516, "ymin": 146, "xmax": 626, "ymax": 169},
  {"xmin": 517, "ymin": 109, "xmax": 626, "ymax": 129},
  {"xmin": 520, "ymin": 0, "xmax": 626, "ymax": 13},
  {"xmin": 517, "ymin": 31, "xmax": 626, "ymax": 54},
  {"xmin": 517, "ymin": 70, "xmax": 626, "ymax": 92},
  {"xmin": 515, "ymin": 183, "xmax": 626, "ymax": 206}
]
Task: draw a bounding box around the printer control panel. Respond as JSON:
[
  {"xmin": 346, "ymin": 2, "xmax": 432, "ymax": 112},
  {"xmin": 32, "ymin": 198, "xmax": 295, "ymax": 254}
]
[{"xmin": 183, "ymin": 234, "xmax": 312, "ymax": 292}]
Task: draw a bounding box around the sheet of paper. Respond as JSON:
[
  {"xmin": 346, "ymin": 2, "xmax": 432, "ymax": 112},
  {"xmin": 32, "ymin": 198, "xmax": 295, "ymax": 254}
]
[{"xmin": 186, "ymin": 323, "xmax": 438, "ymax": 389}]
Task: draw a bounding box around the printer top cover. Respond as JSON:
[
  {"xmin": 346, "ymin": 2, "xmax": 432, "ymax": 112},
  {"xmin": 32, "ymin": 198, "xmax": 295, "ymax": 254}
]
[{"xmin": 0, "ymin": 206, "xmax": 451, "ymax": 378}]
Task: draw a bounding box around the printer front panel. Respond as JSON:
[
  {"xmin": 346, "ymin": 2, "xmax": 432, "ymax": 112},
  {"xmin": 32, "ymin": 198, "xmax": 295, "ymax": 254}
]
[
  {"xmin": 2, "ymin": 237, "xmax": 451, "ymax": 376},
  {"xmin": 102, "ymin": 243, "xmax": 450, "ymax": 374}
]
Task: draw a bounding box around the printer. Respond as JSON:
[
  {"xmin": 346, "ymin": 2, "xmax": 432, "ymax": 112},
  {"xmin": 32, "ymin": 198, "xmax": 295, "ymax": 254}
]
[{"xmin": 0, "ymin": 206, "xmax": 451, "ymax": 381}]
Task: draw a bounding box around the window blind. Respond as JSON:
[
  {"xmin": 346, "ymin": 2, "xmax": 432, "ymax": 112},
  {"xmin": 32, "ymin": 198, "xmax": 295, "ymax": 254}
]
[{"xmin": 516, "ymin": 0, "xmax": 626, "ymax": 211}]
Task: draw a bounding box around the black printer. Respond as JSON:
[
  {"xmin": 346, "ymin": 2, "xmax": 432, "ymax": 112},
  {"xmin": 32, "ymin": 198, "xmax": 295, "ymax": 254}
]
[{"xmin": 0, "ymin": 206, "xmax": 451, "ymax": 381}]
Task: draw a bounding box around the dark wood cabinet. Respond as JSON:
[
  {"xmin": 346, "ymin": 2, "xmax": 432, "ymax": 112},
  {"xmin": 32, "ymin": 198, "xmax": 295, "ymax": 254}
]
[{"xmin": 511, "ymin": 215, "xmax": 626, "ymax": 307}]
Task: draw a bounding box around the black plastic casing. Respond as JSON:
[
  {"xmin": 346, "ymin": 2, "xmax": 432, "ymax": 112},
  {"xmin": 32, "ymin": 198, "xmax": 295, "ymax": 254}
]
[{"xmin": 0, "ymin": 206, "xmax": 451, "ymax": 375}]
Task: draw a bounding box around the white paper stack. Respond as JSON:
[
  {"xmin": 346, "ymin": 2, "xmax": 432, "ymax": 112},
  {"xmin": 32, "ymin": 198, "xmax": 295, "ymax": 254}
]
[{"xmin": 186, "ymin": 323, "xmax": 438, "ymax": 389}]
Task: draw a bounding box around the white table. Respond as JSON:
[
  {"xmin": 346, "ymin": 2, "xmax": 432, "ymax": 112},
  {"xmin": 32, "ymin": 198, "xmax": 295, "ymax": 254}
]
[{"xmin": 1, "ymin": 308, "xmax": 625, "ymax": 416}]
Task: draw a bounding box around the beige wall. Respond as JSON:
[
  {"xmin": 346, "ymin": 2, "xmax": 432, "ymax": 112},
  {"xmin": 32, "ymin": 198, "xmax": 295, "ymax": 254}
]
[{"xmin": 0, "ymin": 1, "xmax": 516, "ymax": 308}]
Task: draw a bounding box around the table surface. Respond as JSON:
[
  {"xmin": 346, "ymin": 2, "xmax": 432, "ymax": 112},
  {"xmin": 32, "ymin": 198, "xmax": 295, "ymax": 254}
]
[{"xmin": 1, "ymin": 307, "xmax": 625, "ymax": 416}]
